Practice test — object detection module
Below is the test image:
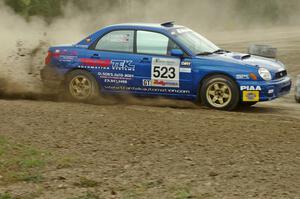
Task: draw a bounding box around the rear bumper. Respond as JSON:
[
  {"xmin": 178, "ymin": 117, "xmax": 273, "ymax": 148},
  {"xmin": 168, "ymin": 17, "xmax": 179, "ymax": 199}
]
[
  {"xmin": 40, "ymin": 65, "xmax": 64, "ymax": 89},
  {"xmin": 238, "ymin": 76, "xmax": 292, "ymax": 102}
]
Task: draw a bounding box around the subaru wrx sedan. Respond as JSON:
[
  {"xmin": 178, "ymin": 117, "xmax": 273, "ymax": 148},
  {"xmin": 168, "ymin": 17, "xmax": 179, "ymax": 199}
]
[{"xmin": 41, "ymin": 22, "xmax": 292, "ymax": 110}]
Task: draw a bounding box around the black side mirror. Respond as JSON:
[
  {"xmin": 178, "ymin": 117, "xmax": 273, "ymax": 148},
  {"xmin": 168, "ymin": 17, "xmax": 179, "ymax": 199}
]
[{"xmin": 170, "ymin": 49, "xmax": 184, "ymax": 57}]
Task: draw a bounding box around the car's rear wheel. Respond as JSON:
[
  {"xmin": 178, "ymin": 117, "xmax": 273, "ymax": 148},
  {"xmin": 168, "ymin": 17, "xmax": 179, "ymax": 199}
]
[
  {"xmin": 65, "ymin": 70, "xmax": 100, "ymax": 102},
  {"xmin": 200, "ymin": 75, "xmax": 239, "ymax": 111}
]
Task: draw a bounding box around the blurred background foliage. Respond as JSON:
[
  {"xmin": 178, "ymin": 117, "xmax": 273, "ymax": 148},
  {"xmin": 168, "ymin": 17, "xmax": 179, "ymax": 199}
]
[
  {"xmin": 3, "ymin": 0, "xmax": 127, "ymax": 22},
  {"xmin": 2, "ymin": 0, "xmax": 300, "ymax": 25},
  {"xmin": 4, "ymin": 0, "xmax": 63, "ymax": 20}
]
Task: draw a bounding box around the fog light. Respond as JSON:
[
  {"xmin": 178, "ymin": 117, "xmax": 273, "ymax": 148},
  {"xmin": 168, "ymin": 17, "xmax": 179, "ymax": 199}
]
[{"xmin": 268, "ymin": 89, "xmax": 274, "ymax": 94}]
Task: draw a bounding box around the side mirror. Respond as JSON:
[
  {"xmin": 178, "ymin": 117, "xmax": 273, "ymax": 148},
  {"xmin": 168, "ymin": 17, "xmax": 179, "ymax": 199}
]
[{"xmin": 171, "ymin": 49, "xmax": 184, "ymax": 57}]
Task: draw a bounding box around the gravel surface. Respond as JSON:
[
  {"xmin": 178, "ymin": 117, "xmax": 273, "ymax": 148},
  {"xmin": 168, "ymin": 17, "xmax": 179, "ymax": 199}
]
[{"xmin": 0, "ymin": 26, "xmax": 299, "ymax": 199}]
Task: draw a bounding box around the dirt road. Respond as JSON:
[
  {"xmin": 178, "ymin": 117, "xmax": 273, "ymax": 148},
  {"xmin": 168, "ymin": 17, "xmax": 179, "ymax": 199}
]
[{"xmin": 0, "ymin": 27, "xmax": 299, "ymax": 199}]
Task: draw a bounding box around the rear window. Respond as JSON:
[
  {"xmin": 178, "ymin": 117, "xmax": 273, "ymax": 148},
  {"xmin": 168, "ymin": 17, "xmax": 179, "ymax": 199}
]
[{"xmin": 95, "ymin": 30, "xmax": 134, "ymax": 53}]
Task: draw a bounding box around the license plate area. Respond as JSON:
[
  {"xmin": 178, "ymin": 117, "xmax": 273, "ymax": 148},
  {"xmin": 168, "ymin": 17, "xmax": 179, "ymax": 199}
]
[{"xmin": 243, "ymin": 91, "xmax": 259, "ymax": 102}]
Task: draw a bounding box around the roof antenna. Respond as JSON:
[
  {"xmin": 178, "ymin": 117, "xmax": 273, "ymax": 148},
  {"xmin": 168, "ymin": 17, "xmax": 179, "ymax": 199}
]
[{"xmin": 161, "ymin": 21, "xmax": 175, "ymax": 27}]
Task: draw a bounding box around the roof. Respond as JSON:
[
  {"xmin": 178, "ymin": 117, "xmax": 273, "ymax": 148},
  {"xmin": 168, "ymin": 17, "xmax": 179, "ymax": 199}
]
[
  {"xmin": 76, "ymin": 22, "xmax": 185, "ymax": 47},
  {"xmin": 105, "ymin": 23, "xmax": 183, "ymax": 30}
]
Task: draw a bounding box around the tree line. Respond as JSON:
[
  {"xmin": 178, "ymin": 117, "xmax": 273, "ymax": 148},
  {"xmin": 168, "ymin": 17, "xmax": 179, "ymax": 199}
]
[
  {"xmin": 3, "ymin": 0, "xmax": 121, "ymax": 21},
  {"xmin": 3, "ymin": 0, "xmax": 300, "ymax": 24}
]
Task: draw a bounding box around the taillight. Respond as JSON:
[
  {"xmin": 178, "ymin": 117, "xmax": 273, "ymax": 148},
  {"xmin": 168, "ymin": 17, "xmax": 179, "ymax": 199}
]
[
  {"xmin": 45, "ymin": 51, "xmax": 52, "ymax": 65},
  {"xmin": 45, "ymin": 50, "xmax": 61, "ymax": 65},
  {"xmin": 53, "ymin": 49, "xmax": 61, "ymax": 58}
]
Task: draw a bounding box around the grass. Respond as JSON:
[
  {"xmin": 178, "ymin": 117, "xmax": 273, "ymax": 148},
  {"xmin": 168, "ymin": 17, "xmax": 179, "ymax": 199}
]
[
  {"xmin": 0, "ymin": 136, "xmax": 50, "ymax": 184},
  {"xmin": 175, "ymin": 189, "xmax": 193, "ymax": 199},
  {"xmin": 73, "ymin": 177, "xmax": 100, "ymax": 188},
  {"xmin": 0, "ymin": 191, "xmax": 43, "ymax": 199},
  {"xmin": 0, "ymin": 193, "xmax": 12, "ymax": 199},
  {"xmin": 16, "ymin": 172, "xmax": 44, "ymax": 183},
  {"xmin": 55, "ymin": 156, "xmax": 75, "ymax": 169}
]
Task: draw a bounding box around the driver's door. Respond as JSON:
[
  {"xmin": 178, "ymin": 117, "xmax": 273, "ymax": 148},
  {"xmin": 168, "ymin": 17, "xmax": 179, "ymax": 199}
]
[{"xmin": 134, "ymin": 30, "xmax": 193, "ymax": 97}]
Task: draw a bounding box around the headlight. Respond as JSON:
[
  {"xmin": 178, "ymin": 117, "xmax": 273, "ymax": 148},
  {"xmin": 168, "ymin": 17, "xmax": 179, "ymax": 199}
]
[{"xmin": 258, "ymin": 68, "xmax": 272, "ymax": 81}]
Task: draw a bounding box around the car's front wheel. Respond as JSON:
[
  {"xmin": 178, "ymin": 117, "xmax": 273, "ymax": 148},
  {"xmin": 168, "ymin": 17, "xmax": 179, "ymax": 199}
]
[
  {"xmin": 200, "ymin": 75, "xmax": 239, "ymax": 111},
  {"xmin": 65, "ymin": 70, "xmax": 100, "ymax": 102}
]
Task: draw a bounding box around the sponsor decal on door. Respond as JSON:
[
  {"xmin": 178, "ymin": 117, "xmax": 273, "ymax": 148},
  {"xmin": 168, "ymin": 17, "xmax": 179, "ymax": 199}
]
[{"xmin": 151, "ymin": 57, "xmax": 180, "ymax": 88}]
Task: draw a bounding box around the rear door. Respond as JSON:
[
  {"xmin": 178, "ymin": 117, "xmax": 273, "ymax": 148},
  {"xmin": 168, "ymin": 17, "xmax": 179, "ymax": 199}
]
[{"xmin": 80, "ymin": 30, "xmax": 138, "ymax": 93}]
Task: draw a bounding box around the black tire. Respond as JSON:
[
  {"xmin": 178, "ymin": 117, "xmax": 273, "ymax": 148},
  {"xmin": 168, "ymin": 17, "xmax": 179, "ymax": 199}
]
[
  {"xmin": 199, "ymin": 75, "xmax": 240, "ymax": 111},
  {"xmin": 65, "ymin": 70, "xmax": 100, "ymax": 102}
]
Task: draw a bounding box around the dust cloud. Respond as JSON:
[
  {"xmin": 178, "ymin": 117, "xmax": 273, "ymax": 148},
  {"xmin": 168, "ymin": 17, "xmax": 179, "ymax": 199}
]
[
  {"xmin": 0, "ymin": 0, "xmax": 299, "ymax": 100},
  {"xmin": 0, "ymin": 1, "xmax": 91, "ymax": 96}
]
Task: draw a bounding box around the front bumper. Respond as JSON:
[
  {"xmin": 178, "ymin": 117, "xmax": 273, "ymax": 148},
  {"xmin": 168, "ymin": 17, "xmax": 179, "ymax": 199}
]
[{"xmin": 238, "ymin": 76, "xmax": 292, "ymax": 102}]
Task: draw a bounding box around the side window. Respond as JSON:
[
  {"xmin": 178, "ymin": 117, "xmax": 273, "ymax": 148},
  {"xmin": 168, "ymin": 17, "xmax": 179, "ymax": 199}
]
[
  {"xmin": 137, "ymin": 31, "xmax": 180, "ymax": 56},
  {"xmin": 95, "ymin": 30, "xmax": 134, "ymax": 53}
]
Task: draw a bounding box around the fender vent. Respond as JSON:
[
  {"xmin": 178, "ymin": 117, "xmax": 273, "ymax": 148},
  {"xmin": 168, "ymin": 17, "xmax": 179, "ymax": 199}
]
[{"xmin": 241, "ymin": 54, "xmax": 251, "ymax": 60}]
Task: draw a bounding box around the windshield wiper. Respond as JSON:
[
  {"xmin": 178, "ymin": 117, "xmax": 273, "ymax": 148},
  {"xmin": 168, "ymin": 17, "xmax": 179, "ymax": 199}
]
[
  {"xmin": 196, "ymin": 49, "xmax": 230, "ymax": 56},
  {"xmin": 213, "ymin": 49, "xmax": 230, "ymax": 54},
  {"xmin": 196, "ymin": 52, "xmax": 213, "ymax": 56}
]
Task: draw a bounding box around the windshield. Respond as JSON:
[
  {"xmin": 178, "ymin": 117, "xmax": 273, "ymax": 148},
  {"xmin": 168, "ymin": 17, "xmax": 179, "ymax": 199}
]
[{"xmin": 170, "ymin": 28, "xmax": 219, "ymax": 55}]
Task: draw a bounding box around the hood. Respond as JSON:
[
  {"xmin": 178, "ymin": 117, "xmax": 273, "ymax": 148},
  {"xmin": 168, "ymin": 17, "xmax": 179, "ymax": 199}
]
[
  {"xmin": 229, "ymin": 52, "xmax": 285, "ymax": 72},
  {"xmin": 198, "ymin": 52, "xmax": 286, "ymax": 73}
]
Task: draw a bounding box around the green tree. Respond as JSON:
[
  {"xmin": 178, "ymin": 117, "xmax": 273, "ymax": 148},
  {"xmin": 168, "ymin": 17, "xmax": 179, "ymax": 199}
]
[
  {"xmin": 4, "ymin": 0, "xmax": 63, "ymax": 21},
  {"xmin": 3, "ymin": 0, "xmax": 122, "ymax": 21}
]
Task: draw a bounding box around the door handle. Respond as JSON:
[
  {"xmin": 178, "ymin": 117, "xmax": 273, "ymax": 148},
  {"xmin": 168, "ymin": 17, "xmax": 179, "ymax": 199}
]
[
  {"xmin": 140, "ymin": 57, "xmax": 151, "ymax": 63},
  {"xmin": 91, "ymin": 54, "xmax": 100, "ymax": 58}
]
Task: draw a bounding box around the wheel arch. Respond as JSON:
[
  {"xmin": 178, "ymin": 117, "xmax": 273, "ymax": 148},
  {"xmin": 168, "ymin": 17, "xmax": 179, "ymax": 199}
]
[
  {"xmin": 63, "ymin": 68, "xmax": 102, "ymax": 91},
  {"xmin": 198, "ymin": 72, "xmax": 238, "ymax": 90},
  {"xmin": 196, "ymin": 72, "xmax": 240, "ymax": 101},
  {"xmin": 63, "ymin": 68, "xmax": 101, "ymax": 101},
  {"xmin": 64, "ymin": 68, "xmax": 95, "ymax": 83},
  {"xmin": 197, "ymin": 71, "xmax": 241, "ymax": 110}
]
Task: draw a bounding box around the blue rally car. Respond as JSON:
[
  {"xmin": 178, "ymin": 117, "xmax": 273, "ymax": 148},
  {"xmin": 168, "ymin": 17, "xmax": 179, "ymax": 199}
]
[{"xmin": 41, "ymin": 22, "xmax": 292, "ymax": 110}]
